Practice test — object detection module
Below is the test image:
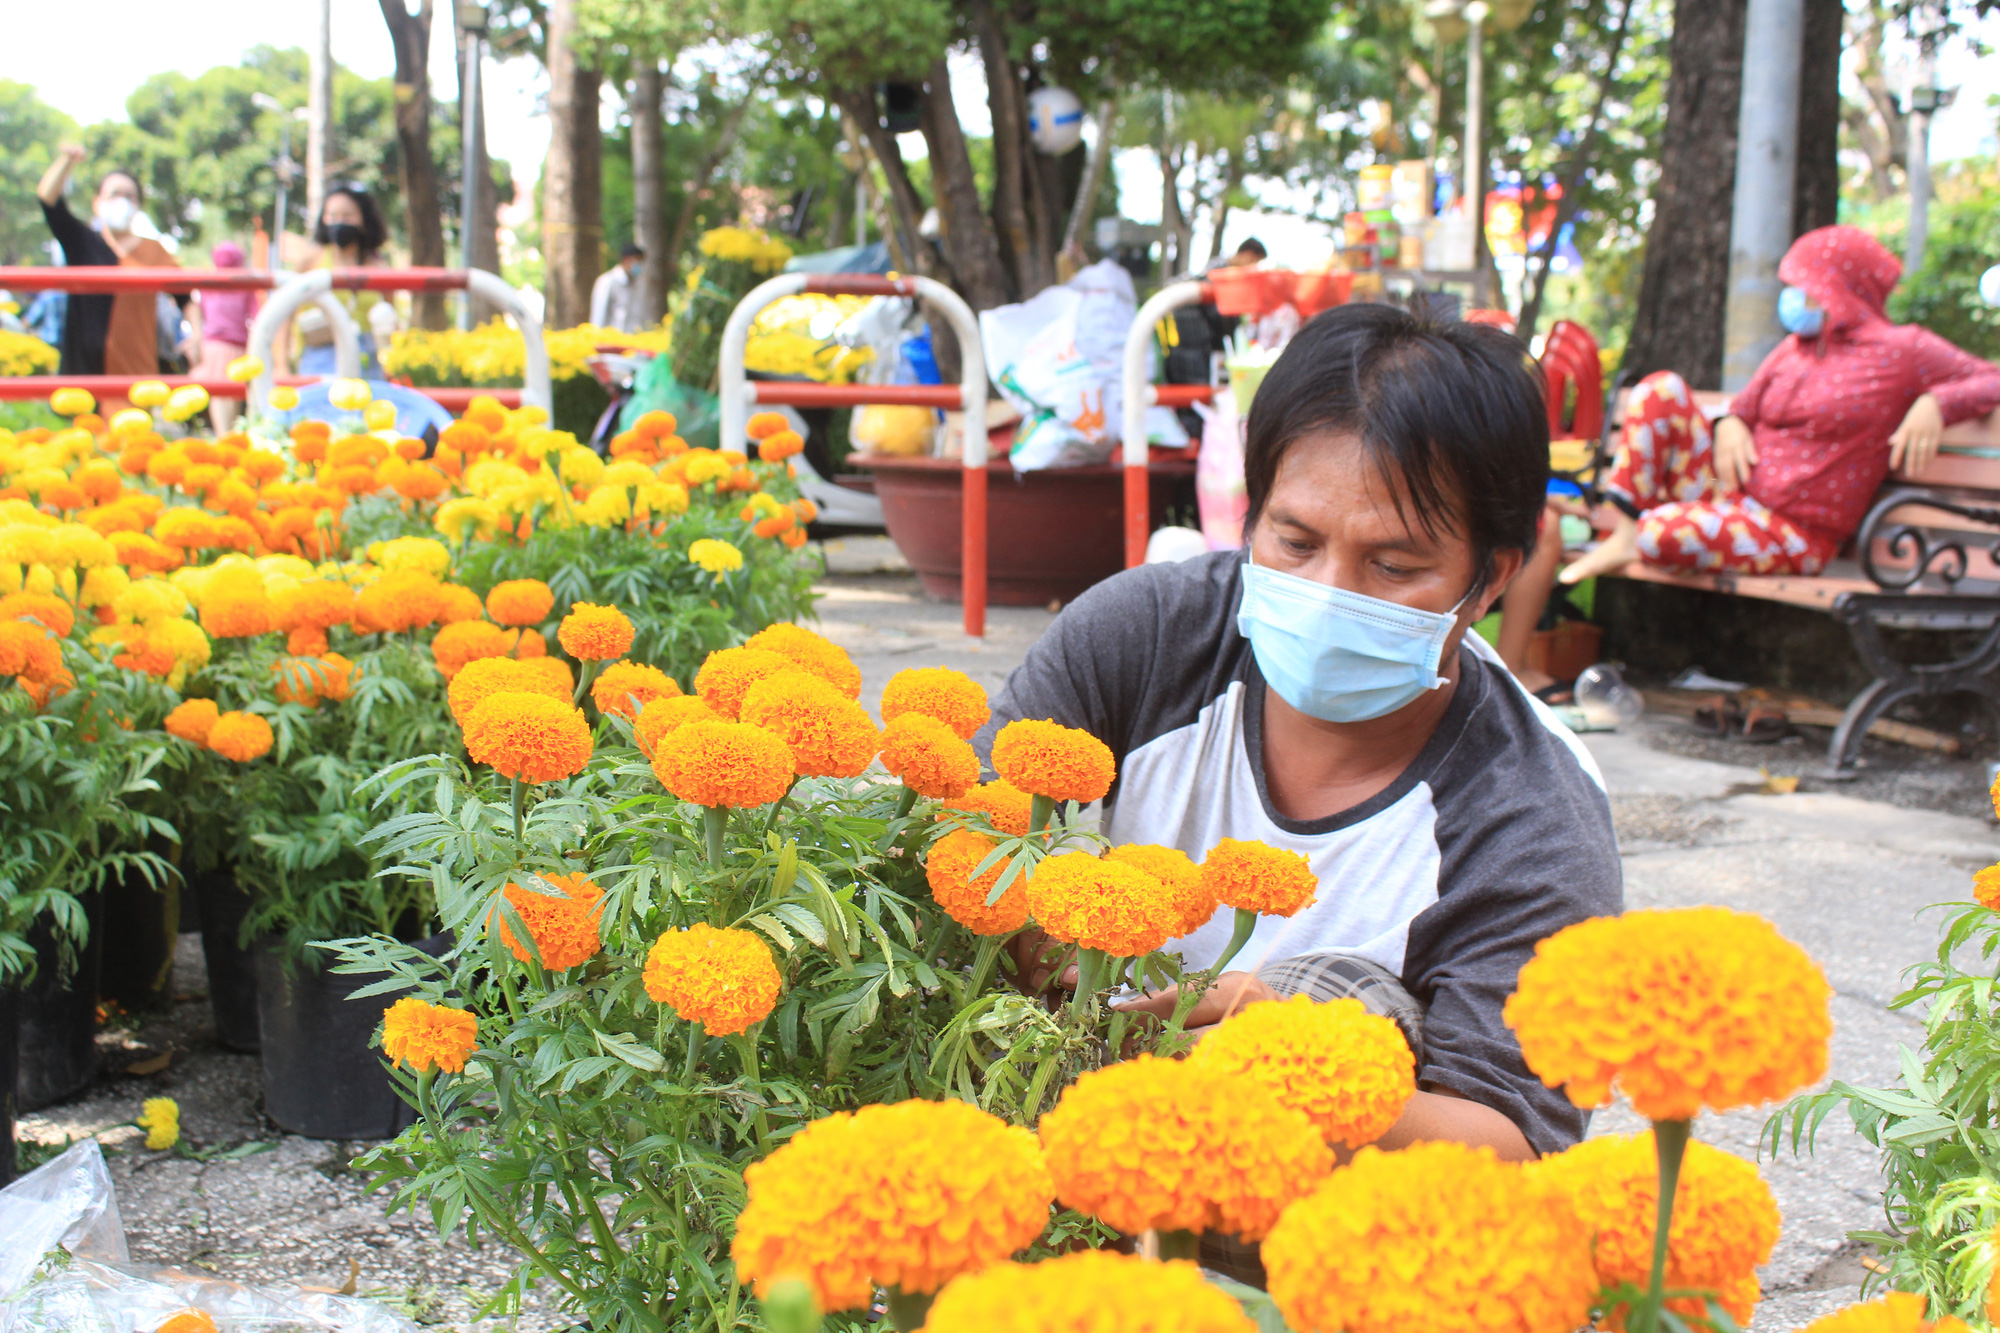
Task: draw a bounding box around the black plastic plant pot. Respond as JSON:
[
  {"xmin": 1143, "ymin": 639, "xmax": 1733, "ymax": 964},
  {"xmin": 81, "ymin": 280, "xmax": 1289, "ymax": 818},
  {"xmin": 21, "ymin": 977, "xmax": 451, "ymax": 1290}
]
[
  {"xmin": 0, "ymin": 983, "xmax": 19, "ymax": 1186},
  {"xmin": 99, "ymin": 864, "xmax": 179, "ymax": 1014},
  {"xmin": 253, "ymin": 932, "xmax": 450, "ymax": 1140},
  {"xmin": 16, "ymin": 896, "xmax": 103, "ymax": 1114},
  {"xmin": 192, "ymin": 869, "xmax": 261, "ymax": 1053}
]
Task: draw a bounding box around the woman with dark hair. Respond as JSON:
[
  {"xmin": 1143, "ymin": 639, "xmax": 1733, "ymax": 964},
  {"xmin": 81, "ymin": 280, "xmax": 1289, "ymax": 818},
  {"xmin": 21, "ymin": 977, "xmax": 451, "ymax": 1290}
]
[
  {"xmin": 977, "ymin": 305, "xmax": 1620, "ymax": 1191},
  {"xmin": 34, "ymin": 145, "xmax": 179, "ymax": 378},
  {"xmin": 285, "ymin": 183, "xmax": 398, "ymax": 375}
]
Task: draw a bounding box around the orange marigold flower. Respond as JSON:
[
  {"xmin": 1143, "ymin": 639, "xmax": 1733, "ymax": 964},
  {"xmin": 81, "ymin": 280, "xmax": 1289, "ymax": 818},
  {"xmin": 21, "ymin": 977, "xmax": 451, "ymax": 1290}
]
[
  {"xmin": 330, "ymin": 434, "xmax": 388, "ymax": 469},
  {"xmin": 21, "ymin": 666, "xmax": 75, "ymax": 708},
  {"xmin": 485, "ymin": 578, "xmax": 554, "ymax": 627},
  {"xmin": 557, "ymin": 601, "xmax": 635, "ymax": 661},
  {"xmin": 634, "ymin": 694, "xmax": 721, "ymax": 753},
  {"xmin": 1103, "ymin": 844, "xmax": 1212, "ymax": 936},
  {"xmin": 355, "ymin": 570, "xmax": 446, "ymax": 634},
  {"xmin": 1026, "ymin": 851, "xmax": 1186, "ymax": 958},
  {"xmin": 440, "ymin": 420, "xmax": 492, "ymax": 454},
  {"xmin": 435, "ymin": 583, "xmax": 485, "ymax": 624},
  {"xmin": 740, "ymin": 670, "xmax": 878, "ymax": 778},
  {"xmin": 925, "ymin": 1253, "xmax": 1256, "ymax": 1333},
  {"xmin": 941, "ymin": 780, "xmax": 1034, "ymax": 837},
  {"xmin": 693, "ymin": 646, "xmax": 792, "ymax": 719},
  {"xmin": 200, "ymin": 589, "xmax": 274, "ymax": 640},
  {"xmin": 286, "ymin": 627, "xmax": 330, "ymax": 657},
  {"xmin": 743, "ymin": 622, "xmax": 863, "ymax": 699},
  {"xmin": 733, "ymin": 1099, "xmax": 1052, "ymax": 1312},
  {"xmin": 207, "ymin": 711, "xmax": 275, "ymax": 762},
  {"xmin": 651, "ymin": 719, "xmax": 793, "ymax": 807},
  {"xmin": 447, "ymin": 655, "xmax": 573, "ymax": 724},
  {"xmin": 393, "ymin": 462, "xmax": 449, "ymax": 501},
  {"xmin": 642, "ymin": 923, "xmax": 781, "ymax": 1035},
  {"xmin": 462, "ymin": 691, "xmax": 593, "ymax": 784},
  {"xmin": 634, "ymin": 409, "xmax": 679, "ymax": 439},
  {"xmin": 591, "ymin": 660, "xmax": 682, "ymax": 721},
  {"xmin": 1805, "ymin": 1295, "xmax": 1973, "ymax": 1333},
  {"xmin": 925, "ymin": 827, "xmax": 1027, "ymax": 936},
  {"xmin": 272, "ymin": 653, "xmax": 355, "ymax": 707},
  {"xmin": 380, "ymin": 995, "xmax": 478, "ymax": 1073},
  {"xmin": 113, "ymin": 637, "xmax": 177, "ymax": 678},
  {"xmin": 755, "ymin": 429, "xmax": 804, "ymax": 462},
  {"xmin": 991, "ymin": 718, "xmax": 1116, "ymax": 805},
  {"xmin": 1533, "ymin": 1131, "xmax": 1778, "ymax": 1330},
  {"xmin": 880, "ymin": 665, "xmax": 990, "ymax": 739},
  {"xmin": 879, "ymin": 712, "xmax": 980, "ymax": 799},
  {"xmin": 494, "ymin": 870, "xmax": 605, "ymax": 970},
  {"xmin": 0, "ymin": 592, "xmax": 76, "ymax": 638},
  {"xmin": 432, "ymin": 619, "xmax": 512, "ymax": 679},
  {"xmin": 1040, "ymin": 1055, "xmax": 1330, "ymax": 1240},
  {"xmin": 1503, "ymin": 906, "xmax": 1832, "ymax": 1121},
  {"xmin": 1199, "ymin": 838, "xmax": 1318, "ymax": 917},
  {"xmin": 0, "ymin": 622, "xmax": 62, "ymax": 682},
  {"xmin": 163, "ymin": 698, "xmax": 220, "ymax": 745},
  {"xmin": 1263, "ymin": 1141, "xmax": 1598, "ymax": 1333},
  {"xmin": 1976, "ymin": 863, "xmax": 2000, "ymax": 910},
  {"xmin": 780, "ymin": 526, "xmax": 808, "ymax": 549},
  {"xmin": 745, "ymin": 411, "xmax": 787, "ymax": 440},
  {"xmin": 1190, "ymin": 994, "xmax": 1415, "ymax": 1149},
  {"xmin": 508, "ymin": 627, "xmax": 548, "ymax": 658},
  {"xmin": 271, "ymin": 580, "xmax": 355, "ymax": 632}
]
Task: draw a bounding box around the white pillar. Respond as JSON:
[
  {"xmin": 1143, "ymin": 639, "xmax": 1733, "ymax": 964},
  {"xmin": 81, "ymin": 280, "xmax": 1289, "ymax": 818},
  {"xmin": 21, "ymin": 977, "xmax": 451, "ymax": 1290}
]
[
  {"xmin": 1904, "ymin": 45, "xmax": 1938, "ymax": 274},
  {"xmin": 1721, "ymin": 0, "xmax": 1805, "ymax": 391},
  {"xmin": 1463, "ymin": 1, "xmax": 1488, "ymax": 304},
  {"xmin": 306, "ymin": 0, "xmax": 332, "ymax": 230}
]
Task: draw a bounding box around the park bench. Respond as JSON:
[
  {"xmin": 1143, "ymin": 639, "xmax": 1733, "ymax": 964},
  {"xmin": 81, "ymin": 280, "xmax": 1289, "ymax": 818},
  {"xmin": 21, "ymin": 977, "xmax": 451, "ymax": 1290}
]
[{"xmin": 1586, "ymin": 385, "xmax": 2000, "ymax": 775}]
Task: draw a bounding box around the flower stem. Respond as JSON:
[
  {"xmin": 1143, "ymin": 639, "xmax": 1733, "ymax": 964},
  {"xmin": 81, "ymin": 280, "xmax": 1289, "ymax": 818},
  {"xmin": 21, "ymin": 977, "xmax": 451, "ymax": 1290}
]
[
  {"xmin": 1634, "ymin": 1117, "xmax": 1692, "ymax": 1333},
  {"xmin": 572, "ymin": 658, "xmax": 602, "ymax": 708},
  {"xmin": 682, "ymin": 1017, "xmax": 703, "ymax": 1085},
  {"xmin": 1070, "ymin": 946, "xmax": 1108, "ymax": 1021},
  {"xmin": 967, "ymin": 934, "xmax": 1005, "ymax": 996},
  {"xmin": 1210, "ymin": 907, "xmax": 1260, "ymax": 974},
  {"xmin": 883, "ymin": 1287, "xmax": 933, "ymax": 1333},
  {"xmin": 510, "ymin": 774, "xmax": 525, "ymax": 844},
  {"xmin": 894, "ymin": 785, "xmax": 919, "ymax": 821},
  {"xmin": 733, "ymin": 1033, "xmax": 771, "ymax": 1149},
  {"xmin": 703, "ymin": 804, "xmax": 728, "ymax": 872},
  {"xmin": 1029, "ymin": 793, "xmax": 1055, "ymax": 834}
]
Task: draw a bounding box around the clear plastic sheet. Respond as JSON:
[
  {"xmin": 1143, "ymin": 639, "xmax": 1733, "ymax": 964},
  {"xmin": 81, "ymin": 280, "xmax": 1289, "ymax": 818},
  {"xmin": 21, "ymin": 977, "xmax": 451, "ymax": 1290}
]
[{"xmin": 0, "ymin": 1141, "xmax": 418, "ymax": 1333}]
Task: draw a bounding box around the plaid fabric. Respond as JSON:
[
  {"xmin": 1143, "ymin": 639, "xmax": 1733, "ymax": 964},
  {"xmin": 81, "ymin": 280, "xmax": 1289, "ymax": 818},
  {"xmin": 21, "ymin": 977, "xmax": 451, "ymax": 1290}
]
[{"xmin": 1198, "ymin": 952, "xmax": 1429, "ymax": 1290}]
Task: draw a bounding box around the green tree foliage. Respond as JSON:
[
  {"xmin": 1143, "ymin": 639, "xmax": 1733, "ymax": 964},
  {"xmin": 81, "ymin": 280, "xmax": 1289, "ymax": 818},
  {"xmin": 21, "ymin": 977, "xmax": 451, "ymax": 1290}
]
[
  {"xmin": 0, "ymin": 82, "xmax": 78, "ymax": 265},
  {"xmin": 1882, "ymin": 166, "xmax": 2000, "ymax": 362}
]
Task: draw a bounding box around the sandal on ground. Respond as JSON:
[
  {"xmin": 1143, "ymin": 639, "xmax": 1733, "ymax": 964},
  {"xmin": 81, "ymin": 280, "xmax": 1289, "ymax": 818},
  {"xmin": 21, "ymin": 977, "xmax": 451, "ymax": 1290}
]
[
  {"xmin": 1533, "ymin": 682, "xmax": 1575, "ymax": 704},
  {"xmin": 1693, "ymin": 694, "xmax": 1744, "ymax": 736},
  {"xmin": 1740, "ymin": 703, "xmax": 1793, "ymax": 744}
]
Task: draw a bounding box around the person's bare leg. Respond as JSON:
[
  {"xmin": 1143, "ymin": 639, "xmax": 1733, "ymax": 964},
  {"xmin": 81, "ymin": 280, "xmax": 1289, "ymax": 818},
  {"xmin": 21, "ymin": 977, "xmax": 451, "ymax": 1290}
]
[
  {"xmin": 1558, "ymin": 509, "xmax": 1640, "ymax": 584},
  {"xmin": 1496, "ymin": 509, "xmax": 1564, "ymax": 690}
]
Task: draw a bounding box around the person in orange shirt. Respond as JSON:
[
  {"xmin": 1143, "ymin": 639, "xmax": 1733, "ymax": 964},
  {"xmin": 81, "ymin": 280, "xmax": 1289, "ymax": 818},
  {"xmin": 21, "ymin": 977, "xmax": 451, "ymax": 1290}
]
[{"xmin": 35, "ymin": 144, "xmax": 179, "ymax": 378}]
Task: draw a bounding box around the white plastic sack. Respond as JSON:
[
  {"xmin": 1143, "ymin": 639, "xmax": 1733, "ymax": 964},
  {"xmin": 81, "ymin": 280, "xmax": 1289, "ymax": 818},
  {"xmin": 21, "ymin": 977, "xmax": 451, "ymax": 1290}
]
[{"xmin": 1195, "ymin": 388, "xmax": 1248, "ymax": 551}]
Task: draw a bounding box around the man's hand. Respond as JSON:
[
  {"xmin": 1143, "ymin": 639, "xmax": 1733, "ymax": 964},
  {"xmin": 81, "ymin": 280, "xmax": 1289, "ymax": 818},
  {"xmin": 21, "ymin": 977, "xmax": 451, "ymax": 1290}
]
[
  {"xmin": 1890, "ymin": 392, "xmax": 1944, "ymax": 476},
  {"xmin": 1112, "ymin": 971, "xmax": 1277, "ymax": 1033},
  {"xmin": 1007, "ymin": 928, "xmax": 1075, "ymax": 995},
  {"xmin": 1712, "ymin": 414, "xmax": 1758, "ymax": 493}
]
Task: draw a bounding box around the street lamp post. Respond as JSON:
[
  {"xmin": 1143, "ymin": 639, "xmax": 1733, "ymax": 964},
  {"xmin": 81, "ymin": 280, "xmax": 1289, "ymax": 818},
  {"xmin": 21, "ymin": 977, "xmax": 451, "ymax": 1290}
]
[
  {"xmin": 252, "ymin": 95, "xmax": 306, "ymax": 271},
  {"xmin": 457, "ymin": 0, "xmax": 490, "ymax": 330},
  {"xmin": 1904, "ymin": 47, "xmax": 1947, "ymax": 274},
  {"xmin": 1463, "ymin": 0, "xmax": 1490, "ymax": 306}
]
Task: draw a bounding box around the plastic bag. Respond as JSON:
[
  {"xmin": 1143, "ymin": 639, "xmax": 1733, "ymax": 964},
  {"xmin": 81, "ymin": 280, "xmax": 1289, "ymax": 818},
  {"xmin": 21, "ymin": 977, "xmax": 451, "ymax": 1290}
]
[
  {"xmin": 0, "ymin": 1141, "xmax": 418, "ymax": 1333},
  {"xmin": 1195, "ymin": 388, "xmax": 1248, "ymax": 551},
  {"xmin": 851, "ymin": 405, "xmax": 936, "ymax": 457},
  {"xmin": 618, "ymin": 354, "xmax": 721, "ymax": 449}
]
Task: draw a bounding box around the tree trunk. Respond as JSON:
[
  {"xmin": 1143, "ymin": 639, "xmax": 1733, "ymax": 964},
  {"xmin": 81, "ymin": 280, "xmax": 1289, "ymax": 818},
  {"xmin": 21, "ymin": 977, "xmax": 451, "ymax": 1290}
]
[
  {"xmin": 833, "ymin": 87, "xmax": 936, "ymax": 280},
  {"xmin": 1204, "ymin": 150, "xmax": 1246, "ymax": 265},
  {"xmin": 918, "ymin": 57, "xmax": 1012, "ymax": 312},
  {"xmin": 379, "ymin": 0, "xmax": 448, "ymax": 329},
  {"xmin": 454, "ymin": 6, "xmax": 501, "ymax": 323},
  {"xmin": 1159, "ymin": 141, "xmax": 1191, "ymax": 281},
  {"xmin": 1846, "ymin": 1, "xmax": 1906, "ymax": 201},
  {"xmin": 631, "ymin": 61, "xmax": 669, "ymax": 325},
  {"xmin": 972, "ymin": 0, "xmax": 1042, "ymax": 299},
  {"xmin": 1792, "ymin": 0, "xmax": 1842, "ymax": 236},
  {"xmin": 1620, "ymin": 0, "xmax": 1744, "ymax": 389},
  {"xmin": 543, "ymin": 0, "xmax": 603, "ymax": 330},
  {"xmin": 1061, "ymin": 98, "xmax": 1116, "ymax": 261}
]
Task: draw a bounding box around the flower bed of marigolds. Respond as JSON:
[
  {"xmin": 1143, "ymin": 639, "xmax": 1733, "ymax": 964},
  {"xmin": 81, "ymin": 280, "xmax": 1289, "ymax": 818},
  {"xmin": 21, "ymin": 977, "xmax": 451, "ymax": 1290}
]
[{"xmin": 4, "ymin": 382, "xmax": 1997, "ymax": 1333}]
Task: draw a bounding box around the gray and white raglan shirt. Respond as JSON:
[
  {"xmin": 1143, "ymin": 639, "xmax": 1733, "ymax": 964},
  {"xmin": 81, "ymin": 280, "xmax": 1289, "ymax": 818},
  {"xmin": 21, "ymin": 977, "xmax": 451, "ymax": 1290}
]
[{"xmin": 974, "ymin": 551, "xmax": 1624, "ymax": 1153}]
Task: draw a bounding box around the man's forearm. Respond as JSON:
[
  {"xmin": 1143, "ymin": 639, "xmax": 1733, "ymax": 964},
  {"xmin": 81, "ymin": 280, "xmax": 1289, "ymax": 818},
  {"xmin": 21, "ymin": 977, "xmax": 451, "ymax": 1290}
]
[
  {"xmin": 1369, "ymin": 1087, "xmax": 1535, "ymax": 1161},
  {"xmin": 36, "ymin": 156, "xmax": 73, "ymax": 205}
]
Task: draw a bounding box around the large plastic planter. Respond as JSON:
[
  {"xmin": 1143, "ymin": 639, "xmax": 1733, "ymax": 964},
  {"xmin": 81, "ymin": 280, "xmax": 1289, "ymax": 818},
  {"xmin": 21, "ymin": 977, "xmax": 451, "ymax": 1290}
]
[{"xmin": 851, "ymin": 454, "xmax": 1195, "ymax": 606}]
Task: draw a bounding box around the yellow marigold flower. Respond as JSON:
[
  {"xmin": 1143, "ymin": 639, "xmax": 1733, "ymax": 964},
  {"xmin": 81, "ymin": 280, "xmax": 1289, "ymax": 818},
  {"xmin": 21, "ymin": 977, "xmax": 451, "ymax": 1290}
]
[
  {"xmin": 130, "ymin": 380, "xmax": 172, "ymax": 409},
  {"xmin": 431, "ymin": 619, "xmax": 511, "ymax": 680},
  {"xmin": 688, "ymin": 536, "xmax": 743, "ymax": 574},
  {"xmin": 991, "ymin": 718, "xmax": 1115, "ymax": 805},
  {"xmin": 1191, "ymin": 995, "xmax": 1414, "ymax": 1149},
  {"xmin": 1104, "ymin": 844, "xmax": 1213, "ymax": 936},
  {"xmin": 740, "ymin": 669, "xmax": 878, "ymax": 778},
  {"xmin": 485, "ymin": 578, "xmax": 554, "ymax": 627},
  {"xmin": 694, "ymin": 645, "xmax": 792, "ymax": 719},
  {"xmin": 1200, "ymin": 838, "xmax": 1317, "ymax": 917},
  {"xmin": 367, "ymin": 535, "xmax": 452, "ymax": 577},
  {"xmin": 200, "ymin": 588, "xmax": 274, "ymax": 639},
  {"xmin": 494, "ymin": 870, "xmax": 605, "ymax": 971},
  {"xmin": 557, "ymin": 601, "xmax": 635, "ymax": 661},
  {"xmin": 463, "ymin": 691, "xmax": 593, "ymax": 784},
  {"xmin": 1264, "ymin": 1140, "xmax": 1598, "ymax": 1333},
  {"xmin": 163, "ymin": 385, "xmax": 210, "ymax": 423},
  {"xmin": 362, "ymin": 399, "xmax": 398, "ymax": 432},
  {"xmin": 380, "ymin": 995, "xmax": 478, "ymax": 1073},
  {"xmin": 941, "ymin": 780, "xmax": 1034, "ymax": 837},
  {"xmin": 1976, "ymin": 863, "xmax": 2000, "ymax": 910},
  {"xmin": 634, "ymin": 694, "xmax": 721, "ymax": 753},
  {"xmin": 744, "ymin": 622, "xmax": 863, "ymax": 699},
  {"xmin": 592, "ymin": 660, "xmax": 682, "ymax": 720},
  {"xmin": 1040, "ymin": 1056, "xmax": 1330, "ymax": 1239},
  {"xmin": 136, "ymin": 1096, "xmax": 179, "ymax": 1150},
  {"xmin": 925, "ymin": 827, "xmax": 1027, "ymax": 936},
  {"xmin": 732, "ymin": 1098, "xmax": 1052, "ymax": 1311},
  {"xmin": 328, "ymin": 378, "xmax": 373, "ymax": 412},
  {"xmin": 50, "ymin": 387, "xmax": 95, "ymax": 417},
  {"xmin": 1533, "ymin": 1131, "xmax": 1778, "ymax": 1330},
  {"xmin": 880, "ymin": 712, "xmax": 980, "ymax": 800},
  {"xmin": 268, "ymin": 385, "xmax": 301, "ymax": 411},
  {"xmin": 1503, "ymin": 906, "xmax": 1832, "ymax": 1121},
  {"xmin": 435, "ymin": 496, "xmax": 501, "ymax": 543},
  {"xmin": 1804, "ymin": 1295, "xmax": 1973, "ymax": 1333},
  {"xmin": 1026, "ymin": 851, "xmax": 1186, "ymax": 958},
  {"xmin": 926, "ymin": 1253, "xmax": 1255, "ymax": 1333},
  {"xmin": 207, "ymin": 711, "xmax": 274, "ymax": 762},
  {"xmin": 880, "ymin": 665, "xmax": 989, "ymax": 739},
  {"xmin": 225, "ymin": 354, "xmax": 265, "ymax": 382},
  {"xmin": 651, "ymin": 719, "xmax": 793, "ymax": 808},
  {"xmin": 643, "ymin": 923, "xmax": 781, "ymax": 1035}
]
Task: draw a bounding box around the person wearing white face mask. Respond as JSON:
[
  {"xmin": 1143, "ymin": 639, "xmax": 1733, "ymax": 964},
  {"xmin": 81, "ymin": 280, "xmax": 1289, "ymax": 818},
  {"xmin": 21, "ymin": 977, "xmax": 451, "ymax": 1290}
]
[
  {"xmin": 976, "ymin": 305, "xmax": 1621, "ymax": 1214},
  {"xmin": 35, "ymin": 144, "xmax": 179, "ymax": 382}
]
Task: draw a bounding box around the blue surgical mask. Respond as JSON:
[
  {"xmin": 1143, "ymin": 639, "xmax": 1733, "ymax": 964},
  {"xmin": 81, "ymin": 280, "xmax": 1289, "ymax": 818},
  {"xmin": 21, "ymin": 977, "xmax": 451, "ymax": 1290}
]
[
  {"xmin": 1236, "ymin": 558, "xmax": 1469, "ymax": 723},
  {"xmin": 1778, "ymin": 285, "xmax": 1824, "ymax": 338}
]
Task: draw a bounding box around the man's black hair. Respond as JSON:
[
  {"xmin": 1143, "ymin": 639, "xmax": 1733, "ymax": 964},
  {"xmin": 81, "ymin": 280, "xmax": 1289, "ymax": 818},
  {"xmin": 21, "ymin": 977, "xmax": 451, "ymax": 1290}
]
[
  {"xmin": 314, "ymin": 183, "xmax": 389, "ymax": 260},
  {"xmin": 621, "ymin": 242, "xmax": 645, "ymax": 260},
  {"xmin": 1243, "ymin": 302, "xmax": 1548, "ymax": 593},
  {"xmin": 100, "ymin": 170, "xmax": 144, "ymax": 206},
  {"xmin": 1235, "ymin": 237, "xmax": 1268, "ymax": 259}
]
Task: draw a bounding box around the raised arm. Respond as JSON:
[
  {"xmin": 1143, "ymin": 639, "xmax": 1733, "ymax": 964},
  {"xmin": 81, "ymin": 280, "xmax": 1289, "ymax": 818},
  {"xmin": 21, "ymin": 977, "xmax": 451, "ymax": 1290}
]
[{"xmin": 36, "ymin": 144, "xmax": 84, "ymax": 205}]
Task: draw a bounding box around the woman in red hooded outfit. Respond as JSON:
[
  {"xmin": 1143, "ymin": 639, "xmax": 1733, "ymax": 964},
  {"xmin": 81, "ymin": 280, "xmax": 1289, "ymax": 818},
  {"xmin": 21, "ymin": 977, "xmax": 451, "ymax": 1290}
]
[{"xmin": 1560, "ymin": 225, "xmax": 2000, "ymax": 583}]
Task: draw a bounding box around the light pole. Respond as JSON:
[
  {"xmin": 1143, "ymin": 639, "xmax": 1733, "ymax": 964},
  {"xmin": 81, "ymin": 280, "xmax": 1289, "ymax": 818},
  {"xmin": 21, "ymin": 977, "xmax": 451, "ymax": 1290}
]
[
  {"xmin": 252, "ymin": 96, "xmax": 306, "ymax": 269},
  {"xmin": 1463, "ymin": 0, "xmax": 1489, "ymax": 305},
  {"xmin": 457, "ymin": 0, "xmax": 490, "ymax": 329},
  {"xmin": 1903, "ymin": 43, "xmax": 1948, "ymax": 274}
]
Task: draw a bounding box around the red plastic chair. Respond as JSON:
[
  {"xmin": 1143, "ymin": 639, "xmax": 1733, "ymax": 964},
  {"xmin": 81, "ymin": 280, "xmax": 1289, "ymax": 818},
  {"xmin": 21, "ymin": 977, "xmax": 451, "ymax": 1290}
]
[{"xmin": 1540, "ymin": 319, "xmax": 1604, "ymax": 442}]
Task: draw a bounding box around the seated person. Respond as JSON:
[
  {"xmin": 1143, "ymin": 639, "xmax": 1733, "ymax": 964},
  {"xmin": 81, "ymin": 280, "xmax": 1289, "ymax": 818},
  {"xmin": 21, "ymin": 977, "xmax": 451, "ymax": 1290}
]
[
  {"xmin": 977, "ymin": 303, "xmax": 1623, "ymax": 1166},
  {"xmin": 1562, "ymin": 225, "xmax": 2000, "ymax": 584}
]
